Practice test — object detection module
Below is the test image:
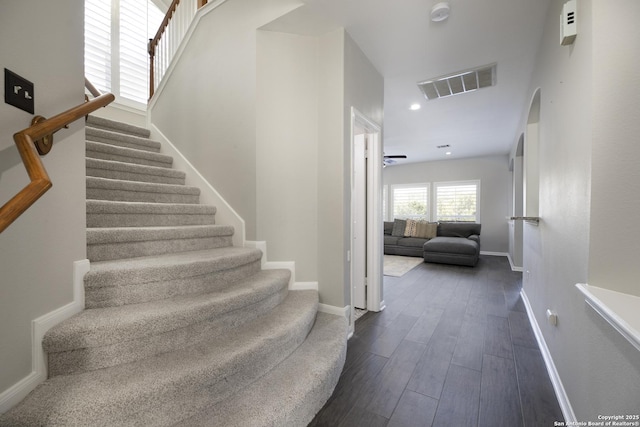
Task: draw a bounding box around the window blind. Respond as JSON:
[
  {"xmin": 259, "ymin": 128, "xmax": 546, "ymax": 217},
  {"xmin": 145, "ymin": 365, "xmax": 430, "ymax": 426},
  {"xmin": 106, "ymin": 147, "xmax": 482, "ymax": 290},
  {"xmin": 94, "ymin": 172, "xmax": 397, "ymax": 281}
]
[
  {"xmin": 392, "ymin": 185, "xmax": 429, "ymax": 220},
  {"xmin": 120, "ymin": 0, "xmax": 149, "ymax": 104},
  {"xmin": 436, "ymin": 182, "xmax": 479, "ymax": 222},
  {"xmin": 85, "ymin": 0, "xmax": 163, "ymax": 105},
  {"xmin": 85, "ymin": 0, "xmax": 112, "ymax": 94}
]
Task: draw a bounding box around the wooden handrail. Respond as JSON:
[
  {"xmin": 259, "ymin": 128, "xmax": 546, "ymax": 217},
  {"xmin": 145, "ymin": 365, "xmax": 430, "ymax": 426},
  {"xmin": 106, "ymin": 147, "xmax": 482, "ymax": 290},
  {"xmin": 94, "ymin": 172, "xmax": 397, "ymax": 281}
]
[{"xmin": 0, "ymin": 92, "xmax": 115, "ymax": 233}]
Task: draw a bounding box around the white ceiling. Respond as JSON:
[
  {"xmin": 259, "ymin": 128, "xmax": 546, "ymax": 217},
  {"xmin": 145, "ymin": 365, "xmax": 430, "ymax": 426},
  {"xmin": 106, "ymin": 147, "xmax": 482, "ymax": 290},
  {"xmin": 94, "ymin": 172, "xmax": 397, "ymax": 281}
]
[{"xmin": 299, "ymin": 0, "xmax": 552, "ymax": 165}]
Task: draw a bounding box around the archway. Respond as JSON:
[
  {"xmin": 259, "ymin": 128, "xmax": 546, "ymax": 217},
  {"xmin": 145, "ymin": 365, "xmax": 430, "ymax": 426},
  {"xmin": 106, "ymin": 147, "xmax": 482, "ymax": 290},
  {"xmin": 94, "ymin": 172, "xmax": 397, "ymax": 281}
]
[{"xmin": 524, "ymin": 89, "xmax": 541, "ymax": 219}]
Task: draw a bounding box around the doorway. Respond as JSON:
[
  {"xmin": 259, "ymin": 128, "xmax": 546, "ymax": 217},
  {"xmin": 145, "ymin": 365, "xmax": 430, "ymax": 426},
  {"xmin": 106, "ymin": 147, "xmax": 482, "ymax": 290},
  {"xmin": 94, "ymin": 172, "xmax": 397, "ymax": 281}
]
[{"xmin": 350, "ymin": 108, "xmax": 383, "ymax": 334}]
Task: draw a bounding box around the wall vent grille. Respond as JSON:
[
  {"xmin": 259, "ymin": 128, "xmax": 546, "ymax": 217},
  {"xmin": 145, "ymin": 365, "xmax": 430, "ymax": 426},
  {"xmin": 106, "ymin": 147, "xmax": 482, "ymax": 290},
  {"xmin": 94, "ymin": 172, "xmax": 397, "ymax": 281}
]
[{"xmin": 418, "ymin": 63, "xmax": 497, "ymax": 101}]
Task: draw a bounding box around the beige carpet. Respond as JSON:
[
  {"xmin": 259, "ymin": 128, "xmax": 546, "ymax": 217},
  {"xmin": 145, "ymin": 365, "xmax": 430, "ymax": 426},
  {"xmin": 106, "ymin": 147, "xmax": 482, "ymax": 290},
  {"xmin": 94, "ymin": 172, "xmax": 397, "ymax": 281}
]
[{"xmin": 383, "ymin": 255, "xmax": 424, "ymax": 277}]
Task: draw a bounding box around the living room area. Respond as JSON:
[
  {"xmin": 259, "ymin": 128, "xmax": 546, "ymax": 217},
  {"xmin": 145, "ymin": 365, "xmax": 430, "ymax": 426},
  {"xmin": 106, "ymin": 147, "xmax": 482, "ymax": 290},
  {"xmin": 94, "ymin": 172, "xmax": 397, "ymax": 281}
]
[{"xmin": 381, "ymin": 154, "xmax": 513, "ymax": 270}]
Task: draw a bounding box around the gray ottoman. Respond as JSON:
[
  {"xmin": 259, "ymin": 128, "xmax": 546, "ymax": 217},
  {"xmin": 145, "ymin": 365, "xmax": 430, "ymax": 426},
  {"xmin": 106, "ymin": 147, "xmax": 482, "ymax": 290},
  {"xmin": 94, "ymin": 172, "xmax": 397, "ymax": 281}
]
[{"xmin": 423, "ymin": 236, "xmax": 480, "ymax": 266}]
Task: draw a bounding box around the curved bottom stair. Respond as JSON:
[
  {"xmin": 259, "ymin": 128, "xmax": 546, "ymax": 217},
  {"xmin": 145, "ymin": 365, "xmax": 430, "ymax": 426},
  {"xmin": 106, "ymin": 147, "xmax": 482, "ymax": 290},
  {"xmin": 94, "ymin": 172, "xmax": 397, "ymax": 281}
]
[{"xmin": 0, "ymin": 116, "xmax": 347, "ymax": 426}]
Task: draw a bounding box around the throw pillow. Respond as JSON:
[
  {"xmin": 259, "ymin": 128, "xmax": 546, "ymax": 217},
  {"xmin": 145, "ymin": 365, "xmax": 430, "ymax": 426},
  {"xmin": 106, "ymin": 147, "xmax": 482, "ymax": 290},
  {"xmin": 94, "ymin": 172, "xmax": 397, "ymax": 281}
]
[
  {"xmin": 414, "ymin": 221, "xmax": 438, "ymax": 238},
  {"xmin": 391, "ymin": 219, "xmax": 407, "ymax": 237},
  {"xmin": 404, "ymin": 219, "xmax": 418, "ymax": 237},
  {"xmin": 426, "ymin": 222, "xmax": 438, "ymax": 238},
  {"xmin": 414, "ymin": 220, "xmax": 428, "ymax": 238}
]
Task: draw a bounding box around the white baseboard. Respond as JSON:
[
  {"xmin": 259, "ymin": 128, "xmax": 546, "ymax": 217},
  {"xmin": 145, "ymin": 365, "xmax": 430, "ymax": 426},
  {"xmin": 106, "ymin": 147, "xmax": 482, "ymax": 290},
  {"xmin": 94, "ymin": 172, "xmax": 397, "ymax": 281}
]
[
  {"xmin": 0, "ymin": 259, "xmax": 89, "ymax": 414},
  {"xmin": 480, "ymin": 251, "xmax": 508, "ymax": 257},
  {"xmin": 479, "ymin": 251, "xmax": 523, "ymax": 272},
  {"xmin": 318, "ymin": 303, "xmax": 350, "ymax": 319},
  {"xmin": 290, "ymin": 282, "xmax": 319, "ymax": 291},
  {"xmin": 520, "ymin": 290, "xmax": 576, "ymax": 423},
  {"xmin": 507, "ymin": 253, "xmax": 523, "ymax": 272},
  {"xmin": 245, "ymin": 241, "xmax": 319, "ymax": 291}
]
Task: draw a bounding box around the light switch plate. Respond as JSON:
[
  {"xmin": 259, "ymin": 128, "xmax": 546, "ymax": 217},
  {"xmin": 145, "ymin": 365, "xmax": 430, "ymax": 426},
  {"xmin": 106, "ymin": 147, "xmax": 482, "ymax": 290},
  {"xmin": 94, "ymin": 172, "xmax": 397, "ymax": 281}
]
[{"xmin": 5, "ymin": 68, "xmax": 34, "ymax": 114}]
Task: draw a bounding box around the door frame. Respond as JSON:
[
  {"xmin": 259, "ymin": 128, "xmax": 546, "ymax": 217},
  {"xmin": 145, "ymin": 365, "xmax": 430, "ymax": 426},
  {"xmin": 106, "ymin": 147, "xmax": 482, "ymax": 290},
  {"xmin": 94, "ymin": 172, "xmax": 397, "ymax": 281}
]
[{"xmin": 349, "ymin": 107, "xmax": 384, "ymax": 335}]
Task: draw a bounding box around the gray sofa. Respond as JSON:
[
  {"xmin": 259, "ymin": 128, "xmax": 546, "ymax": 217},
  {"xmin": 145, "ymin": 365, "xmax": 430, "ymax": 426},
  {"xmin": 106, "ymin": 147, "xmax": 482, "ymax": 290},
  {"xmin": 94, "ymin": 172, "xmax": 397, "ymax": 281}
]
[
  {"xmin": 384, "ymin": 221, "xmax": 481, "ymax": 266},
  {"xmin": 384, "ymin": 221, "xmax": 428, "ymax": 257}
]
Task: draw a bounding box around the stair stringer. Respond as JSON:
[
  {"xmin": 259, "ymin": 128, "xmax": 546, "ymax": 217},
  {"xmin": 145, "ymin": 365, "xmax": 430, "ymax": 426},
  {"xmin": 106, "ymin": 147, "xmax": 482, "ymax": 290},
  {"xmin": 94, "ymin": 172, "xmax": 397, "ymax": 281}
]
[{"xmin": 149, "ymin": 124, "xmax": 246, "ymax": 247}]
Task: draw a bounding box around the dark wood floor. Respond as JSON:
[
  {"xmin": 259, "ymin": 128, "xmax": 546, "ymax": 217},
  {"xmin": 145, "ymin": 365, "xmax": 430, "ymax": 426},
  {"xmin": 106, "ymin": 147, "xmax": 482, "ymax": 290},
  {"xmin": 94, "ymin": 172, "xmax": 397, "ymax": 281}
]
[{"xmin": 310, "ymin": 255, "xmax": 564, "ymax": 427}]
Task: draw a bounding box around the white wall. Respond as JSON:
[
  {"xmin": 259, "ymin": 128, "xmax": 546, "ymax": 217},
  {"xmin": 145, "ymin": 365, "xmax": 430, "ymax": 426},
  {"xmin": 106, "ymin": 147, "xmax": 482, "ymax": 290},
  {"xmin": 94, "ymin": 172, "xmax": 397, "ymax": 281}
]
[
  {"xmin": 509, "ymin": 154, "xmax": 523, "ymax": 267},
  {"xmin": 150, "ymin": 2, "xmax": 383, "ymax": 309},
  {"xmin": 0, "ymin": 0, "xmax": 85, "ymax": 394},
  {"xmin": 314, "ymin": 29, "xmax": 384, "ymax": 308},
  {"xmin": 383, "ymin": 155, "xmax": 511, "ymax": 253},
  {"xmin": 518, "ymin": 0, "xmax": 640, "ymax": 420},
  {"xmin": 588, "ymin": 0, "xmax": 640, "ymax": 297},
  {"xmin": 342, "ymin": 33, "xmax": 385, "ymax": 304},
  {"xmin": 316, "ymin": 29, "xmax": 347, "ymax": 307},
  {"xmin": 256, "ymin": 30, "xmax": 319, "ymax": 281},
  {"xmin": 149, "ymin": 0, "xmax": 301, "ymax": 240}
]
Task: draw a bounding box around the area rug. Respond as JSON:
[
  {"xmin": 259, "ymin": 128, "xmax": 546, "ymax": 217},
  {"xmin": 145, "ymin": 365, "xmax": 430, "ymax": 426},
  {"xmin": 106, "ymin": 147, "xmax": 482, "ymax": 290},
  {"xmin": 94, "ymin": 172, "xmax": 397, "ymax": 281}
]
[{"xmin": 383, "ymin": 255, "xmax": 424, "ymax": 277}]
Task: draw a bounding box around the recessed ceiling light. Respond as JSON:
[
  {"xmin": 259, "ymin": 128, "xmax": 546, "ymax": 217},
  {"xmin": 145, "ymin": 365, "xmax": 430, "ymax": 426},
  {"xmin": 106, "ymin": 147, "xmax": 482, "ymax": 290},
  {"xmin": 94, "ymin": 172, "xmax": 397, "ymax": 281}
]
[
  {"xmin": 431, "ymin": 2, "xmax": 450, "ymax": 22},
  {"xmin": 445, "ymin": 151, "xmax": 452, "ymax": 156},
  {"xmin": 410, "ymin": 103, "xmax": 421, "ymax": 110}
]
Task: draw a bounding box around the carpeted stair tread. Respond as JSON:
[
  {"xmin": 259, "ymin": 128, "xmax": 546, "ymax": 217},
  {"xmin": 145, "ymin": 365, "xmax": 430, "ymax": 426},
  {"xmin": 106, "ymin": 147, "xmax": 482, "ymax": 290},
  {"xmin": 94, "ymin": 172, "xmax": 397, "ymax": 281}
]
[
  {"xmin": 84, "ymin": 247, "xmax": 265, "ymax": 307},
  {"xmin": 0, "ymin": 291, "xmax": 318, "ymax": 427},
  {"xmin": 43, "ymin": 269, "xmax": 291, "ymax": 354},
  {"xmin": 87, "ymin": 200, "xmax": 215, "ymax": 216},
  {"xmin": 86, "ymin": 115, "xmax": 151, "ymax": 138},
  {"xmin": 87, "ymin": 224, "xmax": 233, "ymax": 244},
  {"xmin": 87, "ymin": 176, "xmax": 200, "ymax": 204},
  {"xmin": 86, "ymin": 200, "xmax": 216, "ymax": 228},
  {"xmin": 179, "ymin": 312, "xmax": 347, "ymax": 427},
  {"xmin": 87, "ymin": 158, "xmax": 186, "ymax": 185},
  {"xmin": 48, "ymin": 284, "xmax": 288, "ymax": 377},
  {"xmin": 87, "ymin": 224, "xmax": 234, "ymax": 261},
  {"xmin": 85, "ymin": 246, "xmax": 262, "ymax": 288},
  {"xmin": 87, "ymin": 140, "xmax": 173, "ymax": 168},
  {"xmin": 86, "ymin": 127, "xmax": 162, "ymax": 153}
]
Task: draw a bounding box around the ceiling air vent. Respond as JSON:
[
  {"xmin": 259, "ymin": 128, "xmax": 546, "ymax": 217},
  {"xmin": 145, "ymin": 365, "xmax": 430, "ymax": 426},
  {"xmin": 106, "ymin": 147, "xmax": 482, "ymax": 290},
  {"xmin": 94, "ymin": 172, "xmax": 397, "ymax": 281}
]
[{"xmin": 418, "ymin": 63, "xmax": 497, "ymax": 101}]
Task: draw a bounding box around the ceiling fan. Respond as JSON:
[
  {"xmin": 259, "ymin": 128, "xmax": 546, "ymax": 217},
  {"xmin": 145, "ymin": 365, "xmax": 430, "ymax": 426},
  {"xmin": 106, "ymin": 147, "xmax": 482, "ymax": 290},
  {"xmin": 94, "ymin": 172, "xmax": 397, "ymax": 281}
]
[{"xmin": 383, "ymin": 154, "xmax": 407, "ymax": 166}]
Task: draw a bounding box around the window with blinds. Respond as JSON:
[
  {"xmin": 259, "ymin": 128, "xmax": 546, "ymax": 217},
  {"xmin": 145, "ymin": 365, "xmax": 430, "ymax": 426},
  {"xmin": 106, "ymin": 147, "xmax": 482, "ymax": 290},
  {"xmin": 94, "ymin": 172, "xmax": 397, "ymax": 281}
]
[
  {"xmin": 85, "ymin": 0, "xmax": 164, "ymax": 106},
  {"xmin": 435, "ymin": 181, "xmax": 480, "ymax": 222},
  {"xmin": 392, "ymin": 184, "xmax": 429, "ymax": 221},
  {"xmin": 85, "ymin": 0, "xmax": 112, "ymax": 94}
]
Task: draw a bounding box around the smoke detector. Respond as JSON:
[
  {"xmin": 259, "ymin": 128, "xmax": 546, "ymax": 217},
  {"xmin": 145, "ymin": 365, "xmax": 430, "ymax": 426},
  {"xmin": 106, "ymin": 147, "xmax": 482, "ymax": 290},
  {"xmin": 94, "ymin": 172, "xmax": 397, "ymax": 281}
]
[{"xmin": 431, "ymin": 2, "xmax": 450, "ymax": 22}]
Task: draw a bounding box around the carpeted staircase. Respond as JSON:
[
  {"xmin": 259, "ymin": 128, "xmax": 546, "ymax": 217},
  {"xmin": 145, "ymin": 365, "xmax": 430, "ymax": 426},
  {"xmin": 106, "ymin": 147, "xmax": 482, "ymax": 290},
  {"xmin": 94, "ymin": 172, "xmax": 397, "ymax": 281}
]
[{"xmin": 0, "ymin": 116, "xmax": 347, "ymax": 426}]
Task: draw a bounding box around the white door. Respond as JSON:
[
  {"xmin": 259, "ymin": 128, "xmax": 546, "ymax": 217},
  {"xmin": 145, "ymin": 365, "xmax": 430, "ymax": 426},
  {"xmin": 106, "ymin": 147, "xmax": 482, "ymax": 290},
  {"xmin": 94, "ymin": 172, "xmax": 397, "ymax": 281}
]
[{"xmin": 352, "ymin": 131, "xmax": 367, "ymax": 309}]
